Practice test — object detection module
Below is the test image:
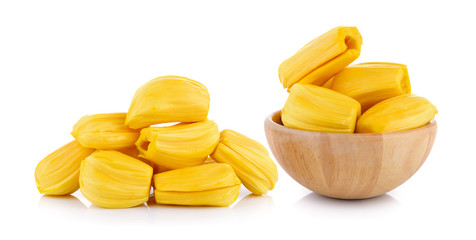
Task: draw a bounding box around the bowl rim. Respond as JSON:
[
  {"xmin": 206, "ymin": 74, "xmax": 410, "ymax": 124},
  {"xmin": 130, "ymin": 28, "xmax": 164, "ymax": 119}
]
[{"xmin": 265, "ymin": 110, "xmax": 437, "ymax": 137}]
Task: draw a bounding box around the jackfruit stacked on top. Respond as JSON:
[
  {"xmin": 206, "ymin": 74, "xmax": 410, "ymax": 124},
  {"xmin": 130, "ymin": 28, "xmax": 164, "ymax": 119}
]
[
  {"xmin": 279, "ymin": 26, "xmax": 437, "ymax": 133},
  {"xmin": 35, "ymin": 75, "xmax": 278, "ymax": 208}
]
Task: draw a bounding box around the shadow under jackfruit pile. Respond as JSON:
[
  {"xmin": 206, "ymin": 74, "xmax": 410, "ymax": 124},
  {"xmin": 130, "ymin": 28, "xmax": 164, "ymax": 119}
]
[
  {"xmin": 35, "ymin": 75, "xmax": 278, "ymax": 208},
  {"xmin": 279, "ymin": 26, "xmax": 438, "ymax": 133}
]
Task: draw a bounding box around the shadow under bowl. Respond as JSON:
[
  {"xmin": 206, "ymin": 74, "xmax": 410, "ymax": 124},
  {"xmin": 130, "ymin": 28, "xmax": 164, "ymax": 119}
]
[{"xmin": 264, "ymin": 110, "xmax": 437, "ymax": 199}]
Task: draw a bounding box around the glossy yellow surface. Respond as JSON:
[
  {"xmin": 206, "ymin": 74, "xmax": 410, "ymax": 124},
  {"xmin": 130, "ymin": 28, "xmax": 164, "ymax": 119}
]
[
  {"xmin": 356, "ymin": 94, "xmax": 438, "ymax": 133},
  {"xmin": 154, "ymin": 163, "xmax": 240, "ymax": 207},
  {"xmin": 136, "ymin": 120, "xmax": 219, "ymax": 169},
  {"xmin": 79, "ymin": 150, "xmax": 153, "ymax": 208},
  {"xmin": 282, "ymin": 84, "xmax": 361, "ymax": 133},
  {"xmin": 278, "ymin": 26, "xmax": 362, "ymax": 89},
  {"xmin": 126, "ymin": 75, "xmax": 210, "ymax": 129},
  {"xmin": 72, "ymin": 113, "xmax": 140, "ymax": 149},
  {"xmin": 211, "ymin": 129, "xmax": 278, "ymax": 195},
  {"xmin": 35, "ymin": 140, "xmax": 95, "ymax": 195},
  {"xmin": 331, "ymin": 62, "xmax": 411, "ymax": 111}
]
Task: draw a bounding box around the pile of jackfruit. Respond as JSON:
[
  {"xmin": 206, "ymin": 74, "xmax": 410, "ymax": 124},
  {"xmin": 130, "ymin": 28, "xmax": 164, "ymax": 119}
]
[
  {"xmin": 35, "ymin": 76, "xmax": 278, "ymax": 208},
  {"xmin": 35, "ymin": 26, "xmax": 439, "ymax": 209},
  {"xmin": 279, "ymin": 26, "xmax": 437, "ymax": 133}
]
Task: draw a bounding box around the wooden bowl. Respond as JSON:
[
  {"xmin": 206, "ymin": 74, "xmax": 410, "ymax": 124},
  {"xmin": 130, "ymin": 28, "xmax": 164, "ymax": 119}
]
[{"xmin": 264, "ymin": 110, "xmax": 437, "ymax": 199}]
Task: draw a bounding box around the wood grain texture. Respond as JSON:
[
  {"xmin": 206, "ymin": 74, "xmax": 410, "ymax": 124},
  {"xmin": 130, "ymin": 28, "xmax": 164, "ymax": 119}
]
[{"xmin": 264, "ymin": 111, "xmax": 437, "ymax": 199}]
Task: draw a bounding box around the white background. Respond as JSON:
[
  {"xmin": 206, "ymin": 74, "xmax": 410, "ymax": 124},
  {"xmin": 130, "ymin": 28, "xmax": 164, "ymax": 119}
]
[{"xmin": 1, "ymin": 0, "xmax": 475, "ymax": 239}]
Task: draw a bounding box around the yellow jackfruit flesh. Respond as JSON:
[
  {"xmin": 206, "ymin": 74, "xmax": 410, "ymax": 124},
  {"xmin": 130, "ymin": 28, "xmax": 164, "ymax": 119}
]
[
  {"xmin": 278, "ymin": 26, "xmax": 362, "ymax": 89},
  {"xmin": 126, "ymin": 75, "xmax": 210, "ymax": 129},
  {"xmin": 211, "ymin": 129, "xmax": 278, "ymax": 195},
  {"xmin": 35, "ymin": 140, "xmax": 95, "ymax": 195},
  {"xmin": 72, "ymin": 113, "xmax": 140, "ymax": 149},
  {"xmin": 79, "ymin": 150, "xmax": 153, "ymax": 208},
  {"xmin": 356, "ymin": 94, "xmax": 438, "ymax": 133},
  {"xmin": 154, "ymin": 163, "xmax": 241, "ymax": 207},
  {"xmin": 135, "ymin": 120, "xmax": 220, "ymax": 169},
  {"xmin": 331, "ymin": 62, "xmax": 411, "ymax": 112},
  {"xmin": 322, "ymin": 77, "xmax": 334, "ymax": 89},
  {"xmin": 204, "ymin": 157, "xmax": 217, "ymax": 164},
  {"xmin": 117, "ymin": 147, "xmax": 166, "ymax": 173},
  {"xmin": 282, "ymin": 83, "xmax": 361, "ymax": 133}
]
